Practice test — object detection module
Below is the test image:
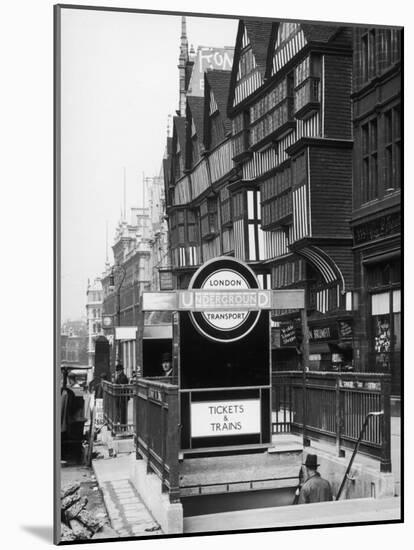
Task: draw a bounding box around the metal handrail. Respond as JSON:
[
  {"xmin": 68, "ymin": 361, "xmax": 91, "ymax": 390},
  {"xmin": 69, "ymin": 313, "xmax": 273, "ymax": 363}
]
[
  {"xmin": 181, "ymin": 473, "xmax": 299, "ymax": 494},
  {"xmin": 335, "ymin": 411, "xmax": 384, "ymax": 501}
]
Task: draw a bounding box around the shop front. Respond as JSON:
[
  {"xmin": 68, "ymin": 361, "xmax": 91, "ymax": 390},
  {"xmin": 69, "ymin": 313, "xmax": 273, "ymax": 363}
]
[
  {"xmin": 272, "ymin": 316, "xmax": 354, "ymax": 372},
  {"xmin": 351, "ymin": 210, "xmax": 401, "ymax": 397},
  {"xmin": 363, "ymin": 256, "xmax": 401, "ymax": 396}
]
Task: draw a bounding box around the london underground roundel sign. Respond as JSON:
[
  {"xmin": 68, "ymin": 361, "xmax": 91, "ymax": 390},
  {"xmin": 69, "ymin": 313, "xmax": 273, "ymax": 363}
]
[{"xmin": 188, "ymin": 257, "xmax": 260, "ymax": 343}]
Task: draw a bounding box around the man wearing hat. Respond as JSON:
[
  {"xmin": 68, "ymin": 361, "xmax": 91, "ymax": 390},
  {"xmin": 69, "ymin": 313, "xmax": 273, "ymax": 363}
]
[
  {"xmin": 114, "ymin": 364, "xmax": 129, "ymax": 425},
  {"xmin": 298, "ymin": 454, "xmax": 333, "ymax": 504},
  {"xmin": 161, "ymin": 352, "xmax": 173, "ymax": 377},
  {"xmin": 114, "ymin": 363, "xmax": 129, "ymax": 384}
]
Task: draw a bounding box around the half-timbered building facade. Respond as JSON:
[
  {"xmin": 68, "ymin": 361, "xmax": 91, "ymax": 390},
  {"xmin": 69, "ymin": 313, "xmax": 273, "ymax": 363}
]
[
  {"xmin": 165, "ymin": 69, "xmax": 238, "ymax": 289},
  {"xmin": 225, "ymin": 20, "xmax": 355, "ymax": 370}
]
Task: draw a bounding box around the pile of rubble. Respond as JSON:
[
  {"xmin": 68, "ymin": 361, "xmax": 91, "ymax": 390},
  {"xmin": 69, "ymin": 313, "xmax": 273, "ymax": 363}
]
[{"xmin": 60, "ymin": 481, "xmax": 107, "ymax": 541}]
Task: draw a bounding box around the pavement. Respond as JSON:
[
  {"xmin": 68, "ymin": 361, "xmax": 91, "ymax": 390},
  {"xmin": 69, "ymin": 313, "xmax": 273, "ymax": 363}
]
[
  {"xmin": 184, "ymin": 496, "xmax": 401, "ymax": 533},
  {"xmin": 391, "ymin": 416, "xmax": 401, "ymax": 496},
  {"xmin": 92, "ymin": 451, "xmax": 162, "ymax": 537}
]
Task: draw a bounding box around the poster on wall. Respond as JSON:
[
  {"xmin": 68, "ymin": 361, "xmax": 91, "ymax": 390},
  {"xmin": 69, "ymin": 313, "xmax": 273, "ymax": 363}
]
[{"xmin": 55, "ymin": 3, "xmax": 403, "ymax": 546}]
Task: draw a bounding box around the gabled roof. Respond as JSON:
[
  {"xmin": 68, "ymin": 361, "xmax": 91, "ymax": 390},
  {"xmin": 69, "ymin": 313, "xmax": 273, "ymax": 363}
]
[
  {"xmin": 187, "ymin": 96, "xmax": 204, "ymax": 139},
  {"xmin": 265, "ymin": 22, "xmax": 346, "ymax": 78},
  {"xmin": 301, "ymin": 24, "xmax": 339, "ymax": 44},
  {"xmin": 244, "ymin": 20, "xmax": 274, "ymax": 75},
  {"xmin": 204, "ymin": 70, "xmax": 232, "ymax": 134},
  {"xmin": 227, "ymin": 20, "xmax": 274, "ymax": 114},
  {"xmin": 172, "ymin": 116, "xmax": 186, "ymax": 157}
]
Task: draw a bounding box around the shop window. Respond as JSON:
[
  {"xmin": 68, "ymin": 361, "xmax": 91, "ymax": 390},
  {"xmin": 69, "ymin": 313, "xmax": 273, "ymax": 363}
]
[{"xmin": 370, "ymin": 289, "xmax": 401, "ymax": 376}]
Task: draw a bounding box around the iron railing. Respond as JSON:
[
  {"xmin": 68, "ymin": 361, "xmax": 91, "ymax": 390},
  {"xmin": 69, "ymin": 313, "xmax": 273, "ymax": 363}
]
[
  {"xmin": 101, "ymin": 380, "xmax": 135, "ymax": 437},
  {"xmin": 367, "ymin": 351, "xmax": 401, "ymax": 396},
  {"xmin": 272, "ymin": 371, "xmax": 391, "ymax": 471},
  {"xmin": 134, "ymin": 377, "xmax": 180, "ymax": 502}
]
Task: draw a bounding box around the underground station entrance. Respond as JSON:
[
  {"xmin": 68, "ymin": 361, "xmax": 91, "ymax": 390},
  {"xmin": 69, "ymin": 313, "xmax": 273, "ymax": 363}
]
[{"xmin": 132, "ymin": 257, "xmax": 307, "ymax": 522}]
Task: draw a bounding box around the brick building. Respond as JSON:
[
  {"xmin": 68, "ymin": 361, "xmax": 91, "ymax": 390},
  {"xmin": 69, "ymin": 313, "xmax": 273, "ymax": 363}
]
[
  {"xmin": 350, "ymin": 27, "xmax": 402, "ymax": 395},
  {"xmin": 101, "ymin": 173, "xmax": 172, "ymax": 378},
  {"xmin": 101, "ymin": 207, "xmax": 152, "ymax": 378},
  {"xmin": 61, "ymin": 319, "xmax": 88, "ymax": 365}
]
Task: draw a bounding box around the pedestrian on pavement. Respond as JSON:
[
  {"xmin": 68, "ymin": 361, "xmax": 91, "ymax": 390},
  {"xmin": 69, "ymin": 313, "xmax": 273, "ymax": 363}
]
[
  {"xmin": 114, "ymin": 364, "xmax": 129, "ymax": 426},
  {"xmin": 298, "ymin": 454, "xmax": 333, "ymax": 504},
  {"xmin": 94, "ymin": 372, "xmax": 108, "ymax": 399},
  {"xmin": 114, "ymin": 363, "xmax": 129, "ymax": 384},
  {"xmin": 161, "ymin": 352, "xmax": 173, "ymax": 377}
]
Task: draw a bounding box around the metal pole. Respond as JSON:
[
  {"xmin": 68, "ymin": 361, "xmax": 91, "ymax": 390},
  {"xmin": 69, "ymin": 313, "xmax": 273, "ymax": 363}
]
[
  {"xmin": 116, "ymin": 284, "xmax": 121, "ymax": 364},
  {"xmin": 300, "ymin": 308, "xmax": 310, "ymax": 447},
  {"xmin": 380, "ymin": 375, "xmax": 392, "ymax": 473},
  {"xmin": 336, "ymin": 411, "xmax": 383, "ymax": 500},
  {"xmin": 115, "ymin": 264, "xmax": 126, "ymax": 366}
]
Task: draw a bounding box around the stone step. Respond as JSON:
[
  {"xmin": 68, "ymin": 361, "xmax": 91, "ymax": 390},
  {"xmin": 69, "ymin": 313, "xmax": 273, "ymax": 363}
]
[{"xmin": 184, "ymin": 496, "xmax": 401, "ymax": 533}]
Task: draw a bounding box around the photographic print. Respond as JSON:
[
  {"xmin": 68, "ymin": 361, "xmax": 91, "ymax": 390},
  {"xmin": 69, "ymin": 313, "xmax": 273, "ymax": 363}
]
[{"xmin": 55, "ymin": 3, "xmax": 403, "ymax": 544}]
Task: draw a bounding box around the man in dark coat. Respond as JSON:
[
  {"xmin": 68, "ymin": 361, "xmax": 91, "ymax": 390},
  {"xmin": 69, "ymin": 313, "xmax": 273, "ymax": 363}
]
[
  {"xmin": 114, "ymin": 364, "xmax": 129, "ymax": 426},
  {"xmin": 114, "ymin": 363, "xmax": 129, "ymax": 384},
  {"xmin": 298, "ymin": 454, "xmax": 333, "ymax": 504}
]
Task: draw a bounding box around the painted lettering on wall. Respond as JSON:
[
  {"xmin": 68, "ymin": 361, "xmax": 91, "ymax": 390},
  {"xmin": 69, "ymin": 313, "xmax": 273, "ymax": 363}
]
[
  {"xmin": 191, "ymin": 399, "xmax": 261, "ymax": 438},
  {"xmin": 188, "ymin": 47, "xmax": 235, "ymax": 97}
]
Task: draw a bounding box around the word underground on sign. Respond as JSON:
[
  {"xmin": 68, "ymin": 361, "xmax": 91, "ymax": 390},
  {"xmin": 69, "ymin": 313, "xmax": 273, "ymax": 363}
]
[{"xmin": 178, "ymin": 290, "xmax": 270, "ymax": 310}]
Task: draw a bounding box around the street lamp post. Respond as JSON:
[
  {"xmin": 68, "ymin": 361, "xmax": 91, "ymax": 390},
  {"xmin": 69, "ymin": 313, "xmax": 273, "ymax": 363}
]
[{"xmin": 109, "ymin": 263, "xmax": 126, "ymax": 368}]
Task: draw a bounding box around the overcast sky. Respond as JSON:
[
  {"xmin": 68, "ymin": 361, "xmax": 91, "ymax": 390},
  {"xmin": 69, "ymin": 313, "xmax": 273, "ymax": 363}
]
[{"xmin": 60, "ymin": 8, "xmax": 238, "ymax": 321}]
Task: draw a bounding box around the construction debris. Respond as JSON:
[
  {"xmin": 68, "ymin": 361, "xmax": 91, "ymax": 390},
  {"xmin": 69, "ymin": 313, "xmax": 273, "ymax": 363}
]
[
  {"xmin": 61, "ymin": 481, "xmax": 81, "ymax": 499},
  {"xmin": 60, "ymin": 484, "xmax": 107, "ymax": 541}
]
